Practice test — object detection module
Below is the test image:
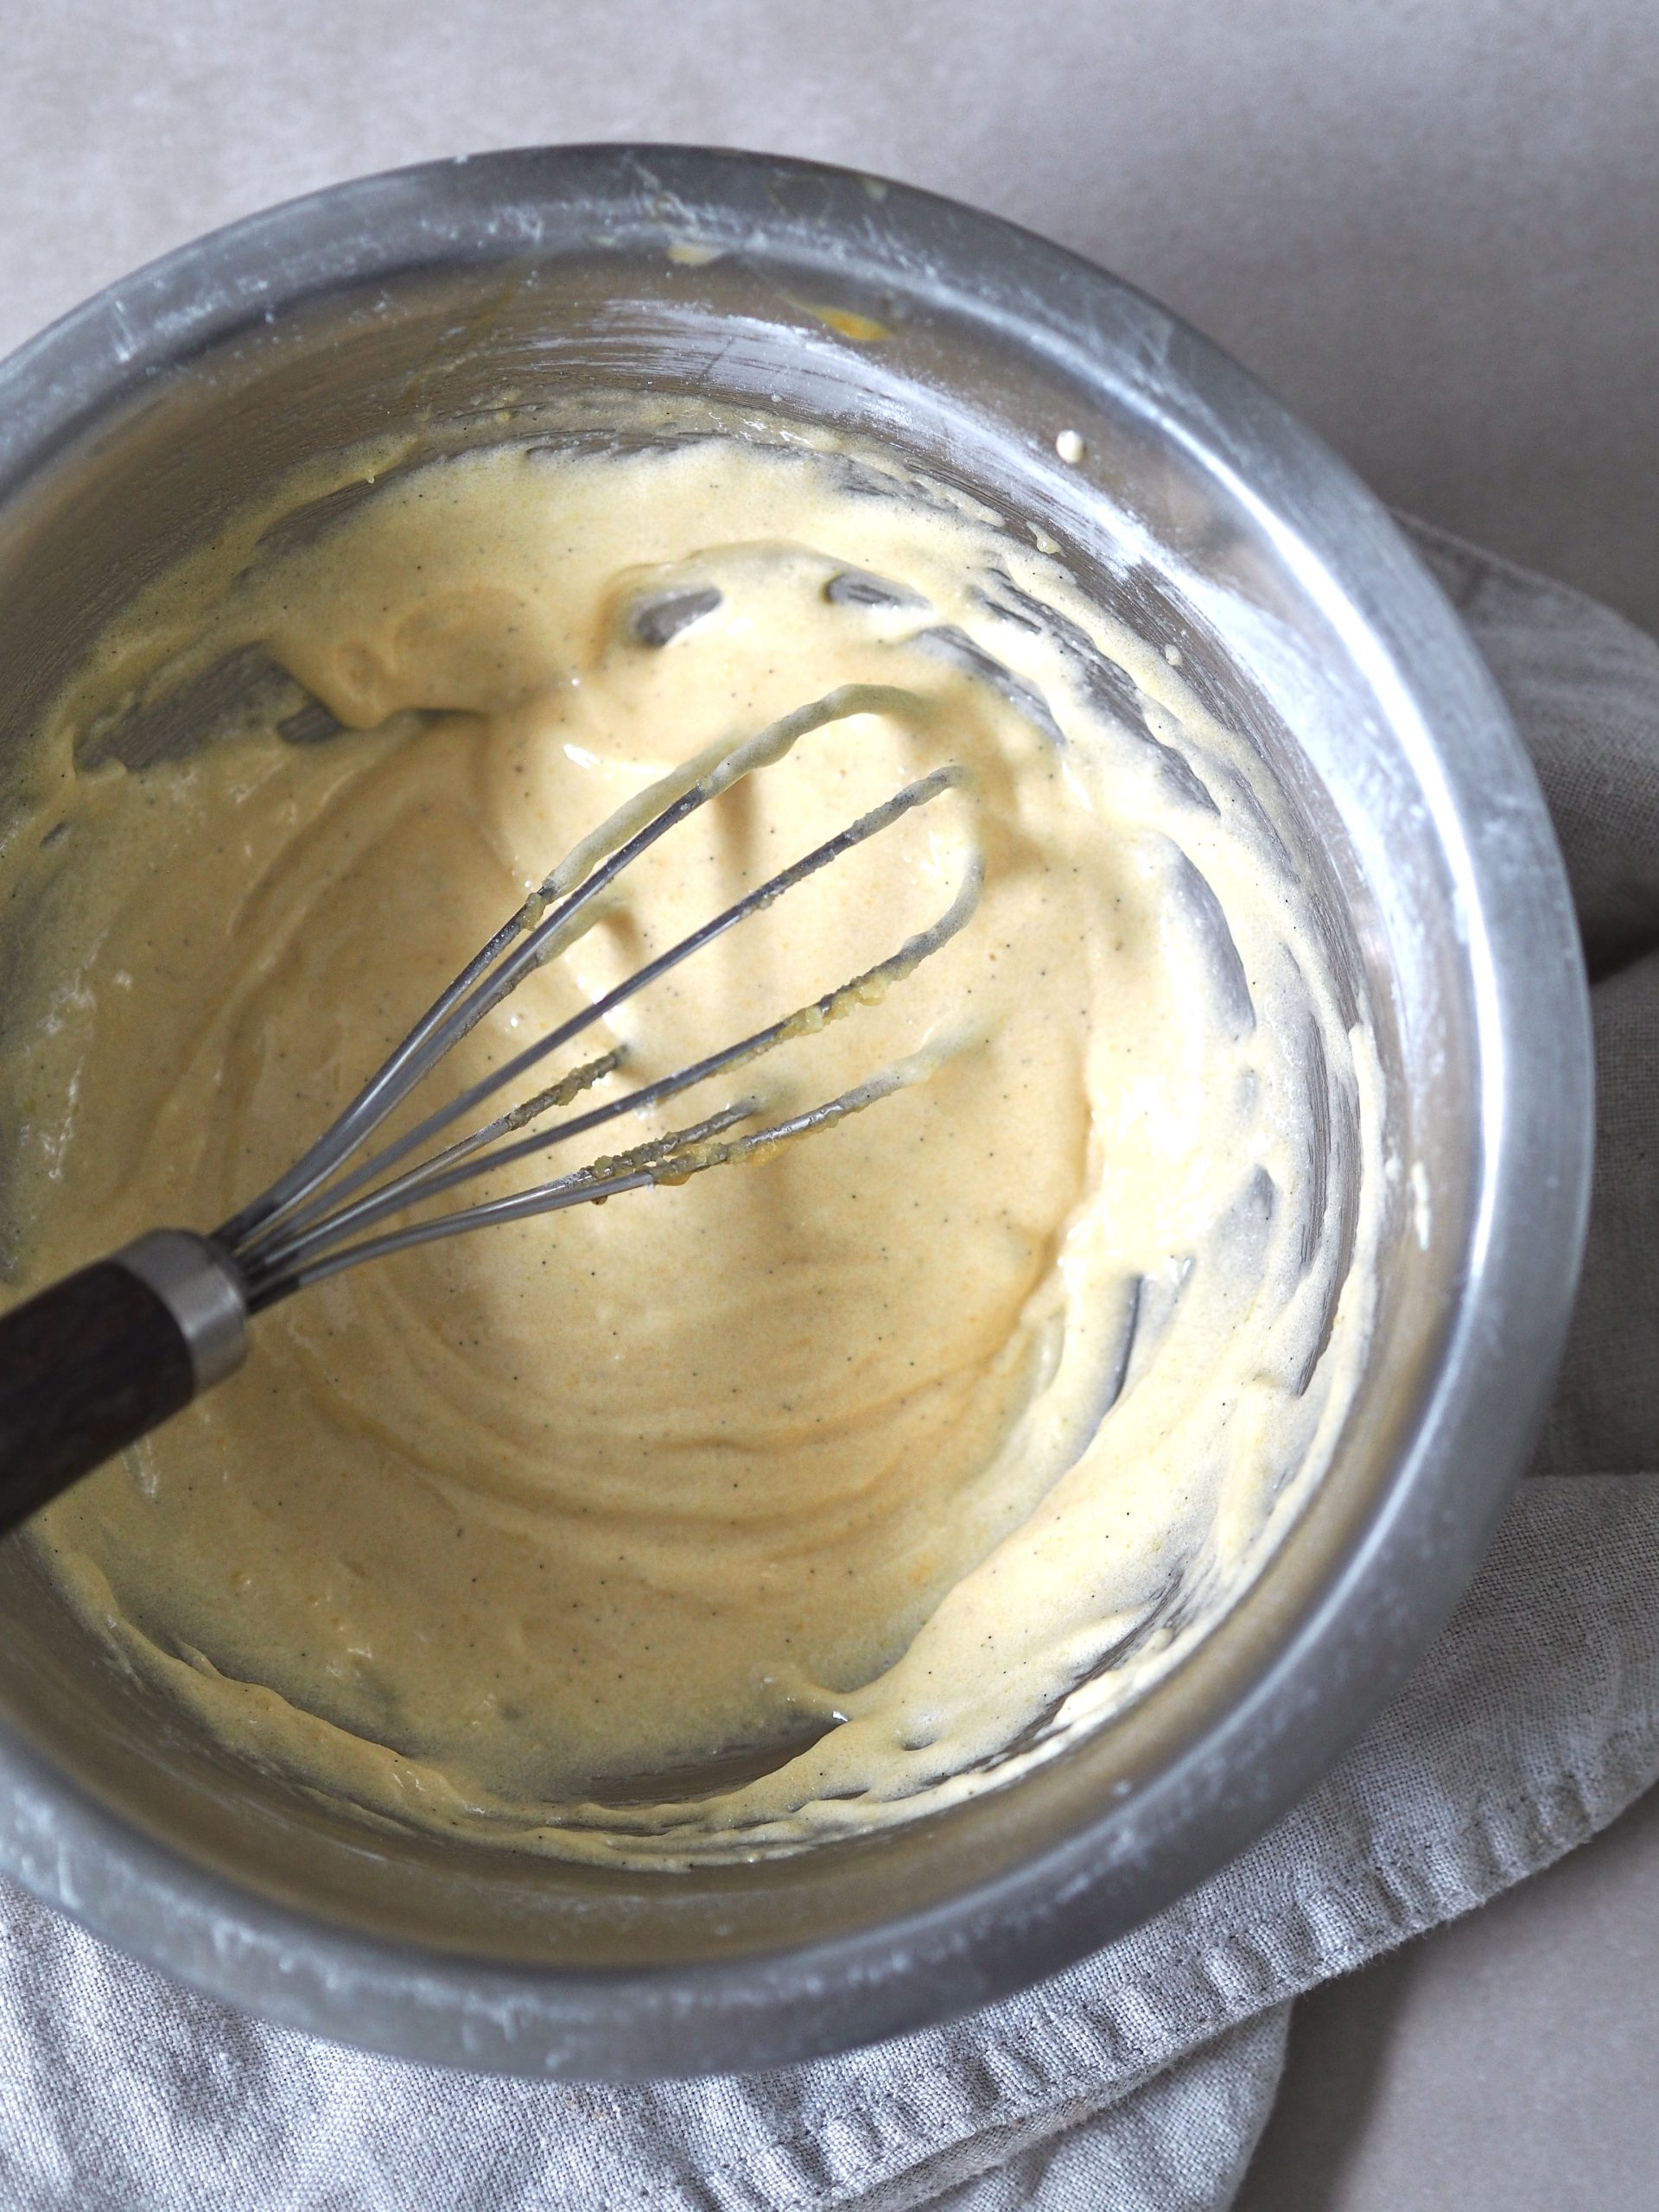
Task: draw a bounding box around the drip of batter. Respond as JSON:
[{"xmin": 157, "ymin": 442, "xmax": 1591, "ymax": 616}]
[{"xmin": 0, "ymin": 423, "xmax": 1379, "ymax": 1862}]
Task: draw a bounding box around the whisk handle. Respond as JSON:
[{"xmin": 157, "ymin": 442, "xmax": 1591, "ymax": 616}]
[{"xmin": 0, "ymin": 1232, "xmax": 247, "ymax": 1537}]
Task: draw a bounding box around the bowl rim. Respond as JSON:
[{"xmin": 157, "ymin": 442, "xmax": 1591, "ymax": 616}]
[{"xmin": 0, "ymin": 141, "xmax": 1594, "ymax": 2077}]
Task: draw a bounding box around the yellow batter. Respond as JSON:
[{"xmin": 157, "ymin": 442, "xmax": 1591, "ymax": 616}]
[{"xmin": 0, "ymin": 422, "xmax": 1379, "ymax": 1862}]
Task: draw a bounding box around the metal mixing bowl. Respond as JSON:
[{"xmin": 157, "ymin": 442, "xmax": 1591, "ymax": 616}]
[{"xmin": 0, "ymin": 145, "xmax": 1592, "ymax": 2077}]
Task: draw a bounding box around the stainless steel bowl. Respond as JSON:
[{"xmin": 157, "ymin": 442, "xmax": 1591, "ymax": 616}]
[{"xmin": 0, "ymin": 145, "xmax": 1592, "ymax": 2077}]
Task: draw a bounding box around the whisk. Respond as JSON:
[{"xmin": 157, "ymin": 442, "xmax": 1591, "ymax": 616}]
[{"xmin": 0, "ymin": 683, "xmax": 978, "ymax": 1537}]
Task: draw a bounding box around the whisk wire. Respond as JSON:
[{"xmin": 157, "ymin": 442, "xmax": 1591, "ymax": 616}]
[
  {"xmin": 244, "ymin": 1048, "xmax": 948, "ymax": 1307},
  {"xmin": 218, "ymin": 683, "xmax": 923, "ymax": 1252},
  {"xmin": 215, "ymin": 682, "xmax": 978, "ymax": 1311},
  {"xmin": 236, "ymin": 841, "xmax": 982, "ymax": 1298},
  {"xmin": 234, "ymin": 753, "xmax": 963, "ymax": 1270}
]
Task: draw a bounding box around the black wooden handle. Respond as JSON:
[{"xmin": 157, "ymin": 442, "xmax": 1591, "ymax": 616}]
[{"xmin": 0, "ymin": 1262, "xmax": 196, "ymax": 1536}]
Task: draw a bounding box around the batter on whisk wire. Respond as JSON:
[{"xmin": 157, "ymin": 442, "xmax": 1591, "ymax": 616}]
[{"xmin": 0, "ymin": 416, "xmax": 1382, "ymax": 1863}]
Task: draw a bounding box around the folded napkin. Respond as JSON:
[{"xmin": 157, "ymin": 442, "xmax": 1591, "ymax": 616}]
[{"xmin": 3, "ymin": 518, "xmax": 1656, "ymax": 2212}]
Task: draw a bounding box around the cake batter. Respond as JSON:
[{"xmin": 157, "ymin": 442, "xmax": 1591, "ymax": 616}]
[{"xmin": 0, "ymin": 422, "xmax": 1379, "ymax": 1861}]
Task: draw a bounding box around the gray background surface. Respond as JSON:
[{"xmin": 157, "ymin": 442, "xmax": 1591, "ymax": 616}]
[{"xmin": 7, "ymin": 2, "xmax": 1657, "ymax": 2202}]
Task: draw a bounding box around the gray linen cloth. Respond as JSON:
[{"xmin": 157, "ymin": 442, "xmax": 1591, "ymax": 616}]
[{"xmin": 3, "ymin": 519, "xmax": 1657, "ymax": 2211}]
